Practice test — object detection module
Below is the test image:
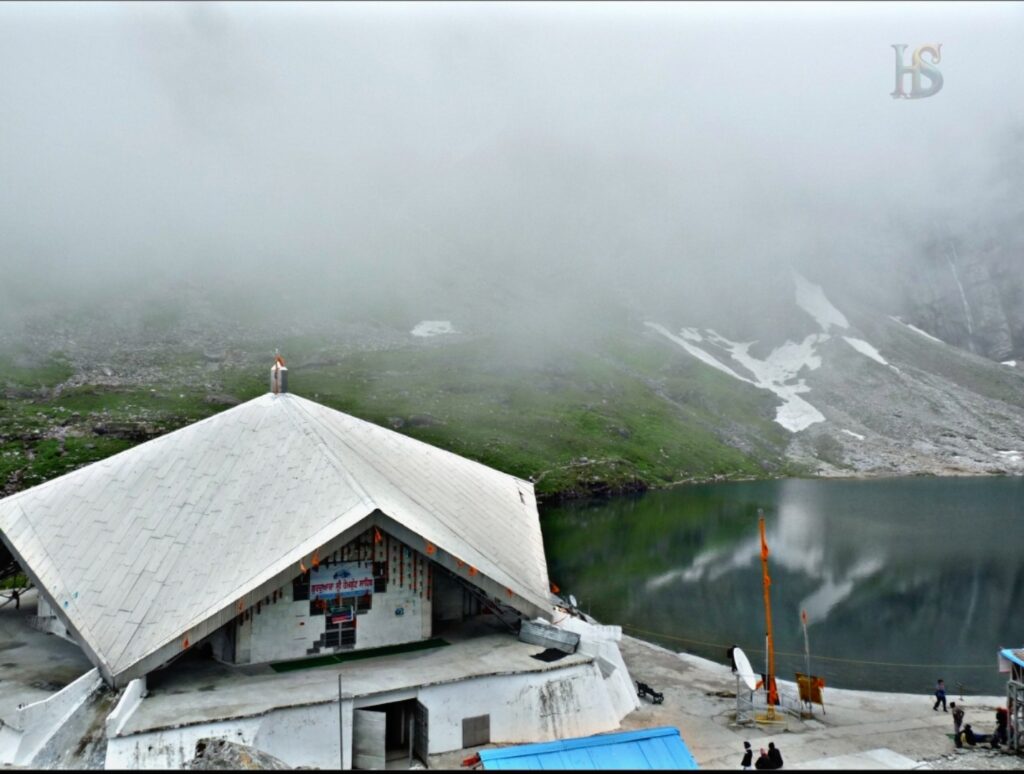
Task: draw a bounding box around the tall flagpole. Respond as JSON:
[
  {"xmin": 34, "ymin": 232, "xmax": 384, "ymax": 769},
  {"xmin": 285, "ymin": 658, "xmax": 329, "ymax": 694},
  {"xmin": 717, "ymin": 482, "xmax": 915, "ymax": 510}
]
[
  {"xmin": 758, "ymin": 508, "xmax": 779, "ymax": 717},
  {"xmin": 802, "ymin": 609, "xmax": 811, "ymax": 682}
]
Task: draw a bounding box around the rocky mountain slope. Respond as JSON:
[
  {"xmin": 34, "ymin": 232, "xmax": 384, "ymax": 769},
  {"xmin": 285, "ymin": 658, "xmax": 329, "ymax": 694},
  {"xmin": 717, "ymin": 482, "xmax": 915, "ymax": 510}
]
[
  {"xmin": 645, "ymin": 271, "xmax": 1024, "ymax": 479},
  {"xmin": 901, "ymin": 236, "xmax": 1024, "ymax": 362}
]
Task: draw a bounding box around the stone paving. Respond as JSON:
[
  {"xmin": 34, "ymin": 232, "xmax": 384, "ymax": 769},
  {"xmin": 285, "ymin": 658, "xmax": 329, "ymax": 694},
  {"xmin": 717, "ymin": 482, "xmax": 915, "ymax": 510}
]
[{"xmin": 618, "ymin": 634, "xmax": 1018, "ymax": 770}]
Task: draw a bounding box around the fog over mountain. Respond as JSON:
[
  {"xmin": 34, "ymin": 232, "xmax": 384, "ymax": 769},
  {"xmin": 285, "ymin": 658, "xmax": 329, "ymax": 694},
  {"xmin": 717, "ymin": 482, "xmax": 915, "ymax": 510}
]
[
  {"xmin": 1, "ymin": 1, "xmax": 1022, "ymax": 352},
  {"xmin": 1, "ymin": 1, "xmax": 1024, "ymax": 500}
]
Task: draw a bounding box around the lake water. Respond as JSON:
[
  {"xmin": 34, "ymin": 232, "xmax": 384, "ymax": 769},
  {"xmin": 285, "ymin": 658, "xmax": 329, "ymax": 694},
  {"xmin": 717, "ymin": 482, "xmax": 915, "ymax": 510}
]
[{"xmin": 541, "ymin": 477, "xmax": 1024, "ymax": 696}]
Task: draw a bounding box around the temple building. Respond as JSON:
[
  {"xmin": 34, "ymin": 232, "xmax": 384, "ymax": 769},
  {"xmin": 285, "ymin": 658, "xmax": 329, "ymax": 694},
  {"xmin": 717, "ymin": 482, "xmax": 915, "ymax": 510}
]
[{"xmin": 0, "ymin": 364, "xmax": 636, "ymax": 769}]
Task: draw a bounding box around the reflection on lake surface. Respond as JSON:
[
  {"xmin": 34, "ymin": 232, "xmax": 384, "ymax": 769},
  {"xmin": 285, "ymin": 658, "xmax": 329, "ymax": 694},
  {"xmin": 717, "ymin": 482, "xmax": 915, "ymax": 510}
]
[{"xmin": 541, "ymin": 477, "xmax": 1024, "ymax": 695}]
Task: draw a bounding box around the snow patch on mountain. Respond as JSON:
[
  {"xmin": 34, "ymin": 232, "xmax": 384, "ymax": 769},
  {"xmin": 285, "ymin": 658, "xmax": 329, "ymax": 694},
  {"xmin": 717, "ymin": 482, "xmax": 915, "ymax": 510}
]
[
  {"xmin": 795, "ymin": 272, "xmax": 849, "ymax": 331},
  {"xmin": 645, "ymin": 322, "xmax": 827, "ymax": 433},
  {"xmin": 643, "ymin": 323, "xmax": 749, "ymax": 381},
  {"xmin": 1003, "ymin": 360, "xmax": 1017, "ymax": 367},
  {"xmin": 648, "ymin": 275, "xmax": 906, "ymax": 434},
  {"xmin": 891, "ymin": 316, "xmax": 943, "ymax": 344},
  {"xmin": 411, "ymin": 320, "xmax": 456, "ymax": 337},
  {"xmin": 842, "ymin": 429, "xmax": 866, "ymax": 441},
  {"xmin": 680, "ymin": 327, "xmax": 704, "ymax": 342},
  {"xmin": 711, "ymin": 332, "xmax": 828, "ymax": 433},
  {"xmin": 843, "ymin": 336, "xmax": 894, "ymax": 369}
]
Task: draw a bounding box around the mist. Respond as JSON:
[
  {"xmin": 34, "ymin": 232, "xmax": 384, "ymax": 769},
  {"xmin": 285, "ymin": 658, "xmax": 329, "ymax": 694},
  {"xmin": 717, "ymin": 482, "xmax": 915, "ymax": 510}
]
[{"xmin": 1, "ymin": 1, "xmax": 1021, "ymax": 350}]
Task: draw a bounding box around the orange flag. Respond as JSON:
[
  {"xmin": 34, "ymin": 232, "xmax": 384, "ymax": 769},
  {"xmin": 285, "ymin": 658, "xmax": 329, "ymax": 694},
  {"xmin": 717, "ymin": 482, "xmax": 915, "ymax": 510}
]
[
  {"xmin": 468, "ymin": 566, "xmax": 478, "ymax": 577},
  {"xmin": 551, "ymin": 582, "xmax": 560, "ymax": 594},
  {"xmin": 311, "ymin": 549, "xmax": 320, "ymax": 569},
  {"xmin": 374, "ymin": 527, "xmax": 383, "ymax": 544},
  {"xmin": 425, "ymin": 542, "xmax": 436, "ymax": 555}
]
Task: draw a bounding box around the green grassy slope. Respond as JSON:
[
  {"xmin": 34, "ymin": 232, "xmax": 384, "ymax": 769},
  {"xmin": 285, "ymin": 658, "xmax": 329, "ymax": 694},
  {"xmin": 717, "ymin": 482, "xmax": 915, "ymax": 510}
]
[
  {"xmin": 224, "ymin": 333, "xmax": 799, "ymax": 498},
  {"xmin": 0, "ymin": 332, "xmax": 801, "ymax": 500}
]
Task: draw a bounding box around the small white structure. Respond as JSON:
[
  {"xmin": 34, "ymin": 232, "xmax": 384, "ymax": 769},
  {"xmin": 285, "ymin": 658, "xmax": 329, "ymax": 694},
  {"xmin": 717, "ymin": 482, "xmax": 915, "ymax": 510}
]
[{"xmin": 0, "ymin": 366, "xmax": 637, "ymax": 769}]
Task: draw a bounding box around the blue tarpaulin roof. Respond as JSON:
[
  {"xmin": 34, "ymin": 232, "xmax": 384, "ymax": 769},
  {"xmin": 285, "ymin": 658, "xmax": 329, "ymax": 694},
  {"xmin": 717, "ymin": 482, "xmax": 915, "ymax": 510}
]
[
  {"xmin": 1000, "ymin": 648, "xmax": 1024, "ymax": 669},
  {"xmin": 478, "ymin": 727, "xmax": 699, "ymax": 770}
]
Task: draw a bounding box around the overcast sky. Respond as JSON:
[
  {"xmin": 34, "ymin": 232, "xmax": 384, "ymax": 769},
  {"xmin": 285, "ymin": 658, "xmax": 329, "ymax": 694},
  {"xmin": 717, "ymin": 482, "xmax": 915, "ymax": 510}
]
[{"xmin": 1, "ymin": 1, "xmax": 1021, "ymax": 331}]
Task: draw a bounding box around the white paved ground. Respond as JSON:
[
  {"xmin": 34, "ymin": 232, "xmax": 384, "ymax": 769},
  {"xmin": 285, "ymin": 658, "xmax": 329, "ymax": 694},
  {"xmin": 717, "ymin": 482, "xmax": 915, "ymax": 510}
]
[
  {"xmin": 618, "ymin": 635, "xmax": 1018, "ymax": 770},
  {"xmin": 0, "ymin": 589, "xmax": 93, "ymax": 711}
]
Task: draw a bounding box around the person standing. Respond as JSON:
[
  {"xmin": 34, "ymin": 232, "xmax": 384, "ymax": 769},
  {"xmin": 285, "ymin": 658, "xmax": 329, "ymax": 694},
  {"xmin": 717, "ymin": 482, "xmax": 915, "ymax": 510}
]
[
  {"xmin": 951, "ymin": 702, "xmax": 964, "ymax": 747},
  {"xmin": 994, "ymin": 707, "xmax": 1009, "ymax": 747},
  {"xmin": 741, "ymin": 741, "xmax": 753, "ymax": 770},
  {"xmin": 767, "ymin": 742, "xmax": 784, "ymax": 769},
  {"xmin": 933, "ymin": 678, "xmax": 948, "ymax": 712}
]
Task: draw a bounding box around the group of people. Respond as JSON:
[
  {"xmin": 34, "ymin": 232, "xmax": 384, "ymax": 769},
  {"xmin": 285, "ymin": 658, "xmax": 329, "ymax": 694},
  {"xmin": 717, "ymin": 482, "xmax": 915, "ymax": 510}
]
[
  {"xmin": 950, "ymin": 700, "xmax": 1010, "ymax": 749},
  {"xmin": 935, "ymin": 676, "xmax": 1012, "ymax": 751},
  {"xmin": 727, "ymin": 677, "xmax": 1011, "ymax": 769},
  {"xmin": 740, "ymin": 741, "xmax": 783, "ymax": 770}
]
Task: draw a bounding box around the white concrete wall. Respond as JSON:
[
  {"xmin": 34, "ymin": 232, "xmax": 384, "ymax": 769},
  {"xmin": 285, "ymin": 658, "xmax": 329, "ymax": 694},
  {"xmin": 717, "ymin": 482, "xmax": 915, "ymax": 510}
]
[
  {"xmin": 238, "ymin": 530, "xmax": 434, "ymax": 665},
  {"xmin": 106, "ymin": 678, "xmax": 147, "ymax": 738},
  {"xmin": 241, "ymin": 585, "xmax": 431, "ymax": 664},
  {"xmin": 106, "ymin": 658, "xmax": 623, "ymax": 769},
  {"xmin": 105, "ymin": 702, "xmax": 342, "ymax": 770},
  {"xmin": 107, "ymin": 718, "xmax": 256, "ymax": 770},
  {"xmin": 32, "ymin": 597, "xmax": 73, "ymax": 643},
  {"xmin": 0, "ymin": 668, "xmax": 102, "ymax": 766},
  {"xmin": 419, "ymin": 662, "xmax": 620, "ymax": 753},
  {"xmin": 351, "ymin": 589, "xmax": 430, "ymax": 649},
  {"xmin": 555, "ymin": 616, "xmax": 640, "ymax": 721},
  {"xmin": 246, "ymin": 598, "xmax": 324, "ymax": 665}
]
